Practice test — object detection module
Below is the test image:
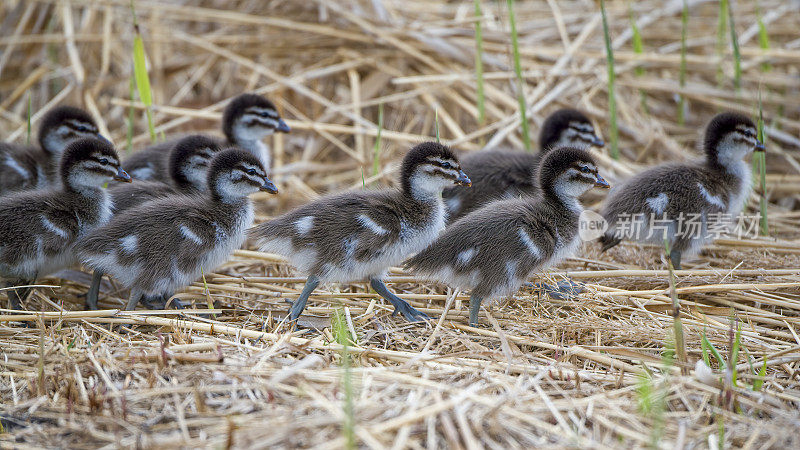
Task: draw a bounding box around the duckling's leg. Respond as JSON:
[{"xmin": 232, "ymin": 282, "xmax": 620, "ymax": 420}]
[
  {"xmin": 369, "ymin": 278, "xmax": 429, "ymax": 322},
  {"xmin": 288, "ymin": 275, "xmax": 320, "ymax": 321},
  {"xmin": 469, "ymin": 295, "xmax": 483, "ymax": 326},
  {"xmin": 85, "ymin": 270, "xmax": 104, "ymax": 310},
  {"xmin": 669, "ymin": 249, "xmax": 682, "ymax": 270},
  {"xmin": 6, "ymin": 279, "xmax": 34, "ymax": 310},
  {"xmin": 125, "ymin": 288, "xmax": 143, "ymax": 311}
]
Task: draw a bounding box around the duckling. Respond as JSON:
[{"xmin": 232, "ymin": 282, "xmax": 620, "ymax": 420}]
[
  {"xmin": 406, "ymin": 147, "xmax": 609, "ymax": 326},
  {"xmin": 599, "ymin": 112, "xmax": 764, "ymax": 269},
  {"xmin": 77, "ymin": 148, "xmax": 277, "ymax": 311},
  {"xmin": 442, "ymin": 108, "xmax": 603, "ymax": 222},
  {"xmin": 1, "ymin": 138, "xmax": 130, "ymax": 310},
  {"xmin": 84, "ymin": 135, "xmax": 222, "ymax": 310},
  {"xmin": 249, "ymin": 141, "xmax": 471, "ymax": 322},
  {"xmin": 123, "ymin": 93, "xmax": 289, "ymax": 180},
  {"xmin": 0, "ymin": 106, "xmax": 102, "ymax": 195}
]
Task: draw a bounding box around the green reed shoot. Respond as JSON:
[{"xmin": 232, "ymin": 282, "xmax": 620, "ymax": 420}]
[
  {"xmin": 127, "ymin": 77, "xmax": 135, "ymax": 153},
  {"xmin": 678, "ymin": 0, "xmax": 688, "ymax": 125},
  {"xmin": 26, "ymin": 94, "xmax": 32, "ymax": 145},
  {"xmin": 507, "ymin": 0, "xmax": 531, "ymax": 151},
  {"xmin": 755, "ymin": 95, "xmax": 769, "ymax": 235},
  {"xmin": 131, "ymin": 0, "xmax": 156, "ymax": 143},
  {"xmin": 716, "ymin": 0, "xmax": 728, "ymax": 88},
  {"xmin": 665, "ymin": 239, "xmax": 687, "ymax": 373},
  {"xmin": 474, "ymin": 0, "xmax": 486, "ymax": 127},
  {"xmin": 628, "ymin": 3, "xmax": 647, "ymax": 113},
  {"xmin": 600, "ymin": 0, "xmax": 619, "ymax": 159},
  {"xmin": 727, "ymin": 0, "xmax": 741, "ymax": 92},
  {"xmin": 434, "ymin": 107, "xmax": 440, "ymax": 143},
  {"xmin": 332, "ymin": 308, "xmax": 356, "ymax": 450},
  {"xmin": 756, "ymin": 1, "xmax": 771, "ymax": 72},
  {"xmin": 372, "ymin": 103, "xmax": 384, "ymax": 177}
]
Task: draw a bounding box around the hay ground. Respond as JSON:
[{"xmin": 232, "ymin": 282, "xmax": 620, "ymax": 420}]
[{"xmin": 2, "ymin": 0, "xmax": 800, "ymax": 448}]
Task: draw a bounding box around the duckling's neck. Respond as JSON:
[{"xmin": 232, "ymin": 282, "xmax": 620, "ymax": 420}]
[
  {"xmin": 405, "ymin": 173, "xmax": 449, "ymax": 204},
  {"xmin": 545, "ymin": 181, "xmax": 585, "ymax": 215}
]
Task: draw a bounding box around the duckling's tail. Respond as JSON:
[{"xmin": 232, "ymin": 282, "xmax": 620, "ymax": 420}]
[{"xmin": 598, "ymin": 233, "xmax": 621, "ymax": 252}]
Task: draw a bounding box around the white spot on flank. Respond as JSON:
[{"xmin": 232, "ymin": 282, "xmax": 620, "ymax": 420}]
[
  {"xmin": 4, "ymin": 155, "xmax": 29, "ymax": 179},
  {"xmin": 517, "ymin": 228, "xmax": 543, "ymax": 259},
  {"xmin": 121, "ymin": 235, "xmax": 138, "ymax": 253},
  {"xmin": 456, "ymin": 248, "xmax": 477, "ymax": 265},
  {"xmin": 358, "ymin": 214, "xmax": 388, "ymax": 235},
  {"xmin": 646, "ymin": 193, "xmax": 669, "ymax": 215},
  {"xmin": 41, "ymin": 216, "xmax": 68, "ymax": 238},
  {"xmin": 179, "ymin": 224, "xmax": 203, "ymax": 245},
  {"xmin": 697, "ymin": 183, "xmax": 725, "ymax": 209},
  {"xmin": 294, "ymin": 216, "xmax": 314, "ymax": 235}
]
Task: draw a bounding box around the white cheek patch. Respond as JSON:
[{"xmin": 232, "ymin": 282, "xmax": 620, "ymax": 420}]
[
  {"xmin": 646, "ymin": 193, "xmax": 669, "ymax": 215},
  {"xmin": 295, "ymin": 216, "xmax": 314, "ymax": 235},
  {"xmin": 697, "ymin": 183, "xmax": 725, "ymax": 209},
  {"xmin": 358, "ymin": 214, "xmax": 389, "ymax": 235}
]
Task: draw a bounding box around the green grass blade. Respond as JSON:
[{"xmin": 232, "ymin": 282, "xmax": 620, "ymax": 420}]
[
  {"xmin": 730, "ymin": 321, "xmax": 741, "ymax": 386},
  {"xmin": 677, "ymin": 0, "xmax": 688, "ymax": 125},
  {"xmin": 372, "ymin": 103, "xmax": 383, "ymax": 176},
  {"xmin": 26, "ymin": 93, "xmax": 32, "ymax": 145},
  {"xmin": 600, "ymin": 0, "xmax": 619, "ymax": 159},
  {"xmin": 701, "ymin": 328, "xmax": 710, "ymax": 366},
  {"xmin": 716, "ymin": 0, "xmax": 728, "ymax": 88},
  {"xmin": 506, "ymin": 0, "xmax": 531, "ymax": 151},
  {"xmin": 756, "ymin": 94, "xmax": 769, "ymax": 235},
  {"xmin": 628, "ymin": 3, "xmax": 647, "ymax": 113},
  {"xmin": 752, "ymin": 356, "xmax": 767, "ymax": 391},
  {"xmin": 756, "ymin": 1, "xmax": 771, "ymax": 72},
  {"xmin": 702, "ymin": 332, "xmax": 727, "ymax": 369},
  {"xmin": 474, "ymin": 0, "xmax": 486, "ymax": 127},
  {"xmin": 332, "ymin": 308, "xmax": 356, "ymax": 450},
  {"xmin": 127, "ymin": 77, "xmax": 135, "ymax": 153},
  {"xmin": 727, "ymin": 0, "xmax": 741, "ymax": 92},
  {"xmin": 434, "ymin": 108, "xmax": 440, "ymax": 143},
  {"xmin": 131, "ymin": 0, "xmax": 156, "ymax": 143}
]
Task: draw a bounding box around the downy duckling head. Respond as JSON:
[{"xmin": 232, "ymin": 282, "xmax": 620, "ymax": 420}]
[
  {"xmin": 168, "ymin": 135, "xmax": 222, "ymax": 191},
  {"xmin": 223, "ymin": 93, "xmax": 290, "ymax": 144},
  {"xmin": 539, "ymin": 108, "xmax": 604, "ymax": 153},
  {"xmin": 539, "ymin": 146, "xmax": 609, "ymax": 201},
  {"xmin": 208, "ymin": 147, "xmax": 278, "ymax": 203},
  {"xmin": 401, "ymin": 141, "xmax": 471, "ymax": 200},
  {"xmin": 704, "ymin": 112, "xmax": 764, "ymax": 170},
  {"xmin": 60, "ymin": 138, "xmax": 130, "ymax": 192},
  {"xmin": 39, "ymin": 106, "xmax": 103, "ymax": 155}
]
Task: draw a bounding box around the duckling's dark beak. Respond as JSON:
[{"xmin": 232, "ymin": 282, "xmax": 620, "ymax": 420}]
[
  {"xmin": 454, "ymin": 170, "xmax": 471, "ymax": 187},
  {"xmin": 754, "ymin": 140, "xmax": 766, "ymax": 152},
  {"xmin": 114, "ymin": 167, "xmax": 132, "ymax": 183},
  {"xmin": 590, "ymin": 135, "xmax": 605, "ymax": 147},
  {"xmin": 276, "ymin": 119, "xmax": 291, "ymax": 133},
  {"xmin": 594, "ymin": 174, "xmax": 610, "ymax": 189},
  {"xmin": 260, "ymin": 178, "xmax": 278, "ymax": 194}
]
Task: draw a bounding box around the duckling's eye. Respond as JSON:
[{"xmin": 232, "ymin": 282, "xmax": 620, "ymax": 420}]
[
  {"xmin": 579, "ymin": 165, "xmax": 591, "ymax": 173},
  {"xmin": 98, "ymin": 158, "xmax": 109, "ymax": 165},
  {"xmin": 76, "ymin": 126, "xmax": 88, "ymax": 132},
  {"xmin": 246, "ymin": 168, "xmax": 257, "ymax": 175},
  {"xmin": 441, "ymin": 161, "xmax": 452, "ymax": 169}
]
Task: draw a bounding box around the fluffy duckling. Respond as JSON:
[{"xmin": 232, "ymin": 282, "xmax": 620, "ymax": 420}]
[
  {"xmin": 1, "ymin": 138, "xmax": 130, "ymax": 310},
  {"xmin": 599, "ymin": 112, "xmax": 764, "ymax": 269},
  {"xmin": 0, "ymin": 106, "xmax": 102, "ymax": 195},
  {"xmin": 123, "ymin": 93, "xmax": 289, "ymax": 180},
  {"xmin": 84, "ymin": 135, "xmax": 222, "ymax": 309},
  {"xmin": 442, "ymin": 108, "xmax": 603, "ymax": 222},
  {"xmin": 77, "ymin": 148, "xmax": 277, "ymax": 310},
  {"xmin": 406, "ymin": 147, "xmax": 609, "ymax": 326},
  {"xmin": 250, "ymin": 142, "xmax": 471, "ymax": 322}
]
